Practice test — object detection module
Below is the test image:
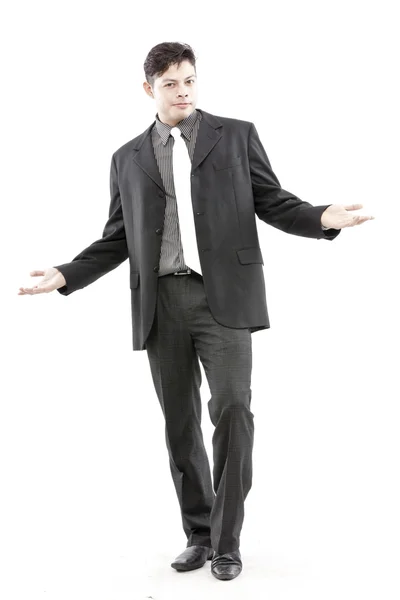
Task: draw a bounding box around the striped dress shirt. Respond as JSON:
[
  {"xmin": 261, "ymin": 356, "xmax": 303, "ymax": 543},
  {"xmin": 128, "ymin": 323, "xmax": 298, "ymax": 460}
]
[{"xmin": 151, "ymin": 107, "xmax": 202, "ymax": 277}]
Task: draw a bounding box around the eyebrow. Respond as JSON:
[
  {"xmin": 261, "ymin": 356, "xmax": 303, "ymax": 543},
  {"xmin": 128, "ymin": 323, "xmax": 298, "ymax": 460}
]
[{"xmin": 161, "ymin": 74, "xmax": 196, "ymax": 83}]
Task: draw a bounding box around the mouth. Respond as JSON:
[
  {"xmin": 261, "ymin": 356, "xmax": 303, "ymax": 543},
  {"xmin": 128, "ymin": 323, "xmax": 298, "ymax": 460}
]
[{"xmin": 174, "ymin": 103, "xmax": 191, "ymax": 107}]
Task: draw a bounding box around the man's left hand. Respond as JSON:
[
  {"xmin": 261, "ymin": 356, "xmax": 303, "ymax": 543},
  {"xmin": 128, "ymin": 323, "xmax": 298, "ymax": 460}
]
[{"xmin": 321, "ymin": 203, "xmax": 375, "ymax": 229}]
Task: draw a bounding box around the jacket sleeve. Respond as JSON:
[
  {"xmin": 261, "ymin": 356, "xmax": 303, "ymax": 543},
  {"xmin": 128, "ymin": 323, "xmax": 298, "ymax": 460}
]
[
  {"xmin": 54, "ymin": 153, "xmax": 129, "ymax": 296},
  {"xmin": 248, "ymin": 122, "xmax": 341, "ymax": 241}
]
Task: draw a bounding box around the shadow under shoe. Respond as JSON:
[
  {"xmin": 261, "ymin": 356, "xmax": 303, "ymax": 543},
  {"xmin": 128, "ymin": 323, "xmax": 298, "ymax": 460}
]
[{"xmin": 171, "ymin": 545, "xmax": 214, "ymax": 571}]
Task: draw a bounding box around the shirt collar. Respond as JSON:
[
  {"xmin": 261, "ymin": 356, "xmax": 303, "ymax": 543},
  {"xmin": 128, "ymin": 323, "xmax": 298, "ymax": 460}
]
[{"xmin": 154, "ymin": 107, "xmax": 199, "ymax": 146}]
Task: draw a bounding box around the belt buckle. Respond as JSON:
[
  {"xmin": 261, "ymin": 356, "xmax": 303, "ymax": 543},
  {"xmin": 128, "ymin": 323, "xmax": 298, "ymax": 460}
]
[{"xmin": 174, "ymin": 268, "xmax": 191, "ymax": 275}]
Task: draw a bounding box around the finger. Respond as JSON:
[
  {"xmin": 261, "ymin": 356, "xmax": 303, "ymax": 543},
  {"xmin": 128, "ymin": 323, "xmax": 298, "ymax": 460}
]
[
  {"xmin": 30, "ymin": 270, "xmax": 45, "ymax": 276},
  {"xmin": 20, "ymin": 286, "xmax": 46, "ymax": 294},
  {"xmin": 356, "ymin": 216, "xmax": 375, "ymax": 225},
  {"xmin": 344, "ymin": 204, "xmax": 363, "ymax": 211},
  {"xmin": 349, "ymin": 216, "xmax": 372, "ymax": 226}
]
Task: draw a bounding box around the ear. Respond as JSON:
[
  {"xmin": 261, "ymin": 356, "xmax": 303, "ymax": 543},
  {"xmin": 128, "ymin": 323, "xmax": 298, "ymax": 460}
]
[{"xmin": 143, "ymin": 82, "xmax": 153, "ymax": 97}]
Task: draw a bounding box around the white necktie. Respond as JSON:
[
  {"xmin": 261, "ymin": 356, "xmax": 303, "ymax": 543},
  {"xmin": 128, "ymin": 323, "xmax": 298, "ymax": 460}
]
[{"xmin": 170, "ymin": 126, "xmax": 202, "ymax": 275}]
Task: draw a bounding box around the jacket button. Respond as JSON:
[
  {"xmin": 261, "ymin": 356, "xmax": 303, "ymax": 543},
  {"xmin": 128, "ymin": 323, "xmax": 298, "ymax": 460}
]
[
  {"xmin": 158, "ymin": 192, "xmax": 164, "ymax": 197},
  {"xmin": 153, "ymin": 266, "xmax": 159, "ymax": 272},
  {"xmin": 155, "ymin": 228, "xmax": 162, "ymax": 235}
]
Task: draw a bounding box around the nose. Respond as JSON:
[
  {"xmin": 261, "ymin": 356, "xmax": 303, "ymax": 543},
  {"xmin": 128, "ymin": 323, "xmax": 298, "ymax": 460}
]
[{"xmin": 176, "ymin": 86, "xmax": 189, "ymax": 99}]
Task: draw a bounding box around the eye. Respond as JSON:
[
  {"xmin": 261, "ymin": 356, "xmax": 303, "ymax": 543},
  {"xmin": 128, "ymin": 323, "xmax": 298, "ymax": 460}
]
[{"xmin": 165, "ymin": 79, "xmax": 194, "ymax": 87}]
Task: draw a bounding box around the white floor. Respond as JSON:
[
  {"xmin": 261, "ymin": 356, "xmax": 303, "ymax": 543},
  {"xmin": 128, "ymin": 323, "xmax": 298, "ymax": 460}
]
[
  {"xmin": 3, "ymin": 299, "xmax": 399, "ymax": 599},
  {"xmin": 0, "ymin": 522, "xmax": 397, "ymax": 600}
]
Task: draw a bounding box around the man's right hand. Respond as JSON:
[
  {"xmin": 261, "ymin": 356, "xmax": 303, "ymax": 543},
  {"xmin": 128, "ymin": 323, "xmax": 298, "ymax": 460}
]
[{"xmin": 18, "ymin": 268, "xmax": 67, "ymax": 295}]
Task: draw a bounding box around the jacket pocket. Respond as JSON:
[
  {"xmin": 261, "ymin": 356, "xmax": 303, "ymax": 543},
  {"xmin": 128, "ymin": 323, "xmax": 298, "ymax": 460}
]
[
  {"xmin": 213, "ymin": 155, "xmax": 242, "ymax": 171},
  {"xmin": 130, "ymin": 272, "xmax": 139, "ymax": 288},
  {"xmin": 236, "ymin": 246, "xmax": 264, "ymax": 265}
]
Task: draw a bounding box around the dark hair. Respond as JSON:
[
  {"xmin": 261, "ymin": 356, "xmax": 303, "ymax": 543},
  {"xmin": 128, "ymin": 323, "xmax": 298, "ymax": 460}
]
[{"xmin": 144, "ymin": 42, "xmax": 197, "ymax": 88}]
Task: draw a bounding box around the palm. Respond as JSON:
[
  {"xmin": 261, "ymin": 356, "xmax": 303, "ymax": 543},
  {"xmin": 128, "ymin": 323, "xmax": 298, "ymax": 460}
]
[
  {"xmin": 18, "ymin": 267, "xmax": 66, "ymax": 295},
  {"xmin": 321, "ymin": 203, "xmax": 374, "ymax": 229}
]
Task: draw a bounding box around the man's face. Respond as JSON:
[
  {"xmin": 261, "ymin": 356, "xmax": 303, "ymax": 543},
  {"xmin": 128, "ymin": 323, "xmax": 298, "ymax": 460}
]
[{"xmin": 143, "ymin": 60, "xmax": 198, "ymax": 126}]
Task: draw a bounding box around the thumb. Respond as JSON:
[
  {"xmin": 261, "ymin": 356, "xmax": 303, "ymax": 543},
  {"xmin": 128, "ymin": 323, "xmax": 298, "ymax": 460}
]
[
  {"xmin": 29, "ymin": 270, "xmax": 45, "ymax": 276},
  {"xmin": 344, "ymin": 204, "xmax": 363, "ymax": 211}
]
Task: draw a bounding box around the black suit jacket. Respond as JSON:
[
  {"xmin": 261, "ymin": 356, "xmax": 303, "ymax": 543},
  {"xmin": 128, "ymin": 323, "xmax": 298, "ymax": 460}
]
[{"xmin": 54, "ymin": 108, "xmax": 340, "ymax": 350}]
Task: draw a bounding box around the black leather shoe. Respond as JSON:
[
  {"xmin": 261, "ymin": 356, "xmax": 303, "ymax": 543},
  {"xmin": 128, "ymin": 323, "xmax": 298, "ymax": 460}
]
[
  {"xmin": 211, "ymin": 549, "xmax": 242, "ymax": 580},
  {"xmin": 171, "ymin": 545, "xmax": 214, "ymax": 571}
]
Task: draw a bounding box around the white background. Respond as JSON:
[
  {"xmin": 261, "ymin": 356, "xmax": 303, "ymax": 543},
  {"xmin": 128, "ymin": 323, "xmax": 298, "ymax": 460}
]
[{"xmin": 1, "ymin": 0, "xmax": 399, "ymax": 598}]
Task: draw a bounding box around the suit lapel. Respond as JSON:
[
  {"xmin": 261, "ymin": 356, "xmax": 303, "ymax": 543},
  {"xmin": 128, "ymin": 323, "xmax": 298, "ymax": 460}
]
[
  {"xmin": 131, "ymin": 108, "xmax": 223, "ymax": 193},
  {"xmin": 191, "ymin": 109, "xmax": 223, "ymax": 172}
]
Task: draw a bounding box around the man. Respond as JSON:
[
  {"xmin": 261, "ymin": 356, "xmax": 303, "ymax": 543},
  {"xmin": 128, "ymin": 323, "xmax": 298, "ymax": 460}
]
[{"xmin": 18, "ymin": 42, "xmax": 374, "ymax": 581}]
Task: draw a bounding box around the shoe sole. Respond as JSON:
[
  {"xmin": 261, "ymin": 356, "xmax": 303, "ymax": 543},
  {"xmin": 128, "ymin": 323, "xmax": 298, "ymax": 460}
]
[{"xmin": 212, "ymin": 570, "xmax": 242, "ymax": 580}]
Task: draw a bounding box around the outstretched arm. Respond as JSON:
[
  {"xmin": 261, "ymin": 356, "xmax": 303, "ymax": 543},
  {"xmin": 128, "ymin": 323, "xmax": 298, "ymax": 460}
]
[
  {"xmin": 248, "ymin": 122, "xmax": 341, "ymax": 240},
  {"xmin": 53, "ymin": 153, "xmax": 129, "ymax": 296}
]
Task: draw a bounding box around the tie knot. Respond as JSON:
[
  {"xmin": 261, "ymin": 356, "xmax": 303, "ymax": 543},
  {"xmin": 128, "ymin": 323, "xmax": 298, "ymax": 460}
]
[{"xmin": 170, "ymin": 127, "xmax": 182, "ymax": 140}]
